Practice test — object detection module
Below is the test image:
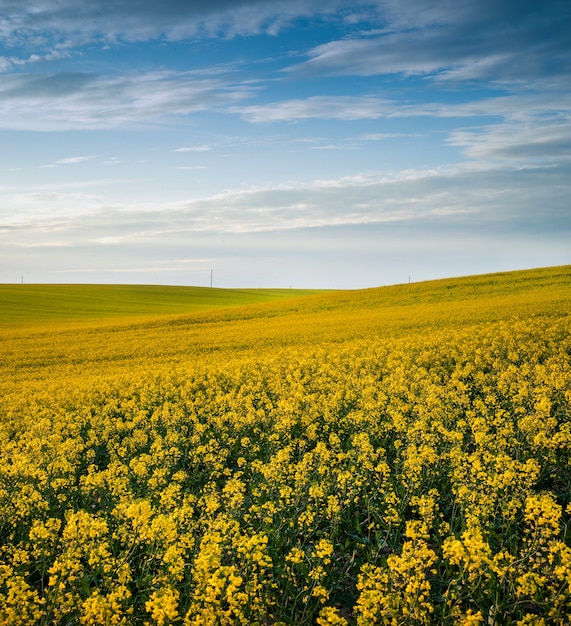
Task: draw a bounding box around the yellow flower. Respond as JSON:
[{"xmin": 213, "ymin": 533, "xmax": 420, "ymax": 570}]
[
  {"xmin": 458, "ymin": 609, "xmax": 484, "ymax": 625},
  {"xmin": 312, "ymin": 585, "xmax": 329, "ymax": 603},
  {"xmin": 145, "ymin": 587, "xmax": 180, "ymax": 626},
  {"xmin": 286, "ymin": 547, "xmax": 305, "ymax": 565},
  {"xmin": 317, "ymin": 606, "xmax": 348, "ymax": 625},
  {"xmin": 314, "ymin": 539, "xmax": 334, "ymax": 564}
]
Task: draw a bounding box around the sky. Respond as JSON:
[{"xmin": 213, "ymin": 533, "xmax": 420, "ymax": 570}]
[{"xmin": 1, "ymin": 0, "xmax": 570, "ymax": 289}]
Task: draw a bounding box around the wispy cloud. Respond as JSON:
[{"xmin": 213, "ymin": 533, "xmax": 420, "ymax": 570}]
[
  {"xmin": 0, "ymin": 50, "xmax": 71, "ymax": 72},
  {"xmin": 309, "ymin": 144, "xmax": 339, "ymax": 150},
  {"xmin": 56, "ymin": 155, "xmax": 96, "ymax": 165},
  {"xmin": 0, "ymin": 0, "xmax": 349, "ymax": 49},
  {"xmin": 236, "ymin": 92, "xmax": 571, "ymax": 124},
  {"xmin": 13, "ymin": 191, "xmax": 102, "ymax": 203},
  {"xmin": 0, "ymin": 70, "xmax": 257, "ymax": 130},
  {"xmin": 235, "ymin": 92, "xmax": 571, "ymax": 165},
  {"xmin": 5, "ymin": 162, "xmax": 570, "ymax": 240},
  {"xmin": 235, "ymin": 96, "xmax": 396, "ymax": 123},
  {"xmin": 40, "ymin": 155, "xmax": 117, "ymax": 168},
  {"xmin": 4, "ymin": 240, "xmax": 73, "ymax": 248},
  {"xmin": 173, "ymin": 145, "xmax": 212, "ymax": 152},
  {"xmin": 290, "ymin": 0, "xmax": 571, "ymax": 84},
  {"xmin": 448, "ymin": 122, "xmax": 571, "ymax": 161}
]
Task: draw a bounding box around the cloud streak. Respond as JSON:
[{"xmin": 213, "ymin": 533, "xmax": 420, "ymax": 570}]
[
  {"xmin": 4, "ymin": 162, "xmax": 569, "ymax": 241},
  {"xmin": 291, "ymin": 0, "xmax": 571, "ymax": 84},
  {"xmin": 449, "ymin": 122, "xmax": 571, "ymax": 161},
  {"xmin": 173, "ymin": 145, "xmax": 212, "ymax": 152},
  {"xmin": 0, "ymin": 70, "xmax": 256, "ymax": 130},
  {"xmin": 0, "ymin": 0, "xmax": 348, "ymax": 49},
  {"xmin": 236, "ymin": 91, "xmax": 571, "ymax": 123}
]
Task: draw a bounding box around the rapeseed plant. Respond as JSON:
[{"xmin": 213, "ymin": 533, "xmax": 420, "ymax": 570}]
[{"xmin": 0, "ymin": 268, "xmax": 570, "ymax": 623}]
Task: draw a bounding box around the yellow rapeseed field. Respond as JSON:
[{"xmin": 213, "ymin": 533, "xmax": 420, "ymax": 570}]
[{"xmin": 1, "ymin": 266, "xmax": 570, "ymax": 625}]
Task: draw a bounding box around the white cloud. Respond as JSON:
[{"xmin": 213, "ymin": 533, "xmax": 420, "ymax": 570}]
[
  {"xmin": 5, "ymin": 161, "xmax": 569, "ymax": 240},
  {"xmin": 0, "ymin": 57, "xmax": 12, "ymax": 72},
  {"xmin": 0, "ymin": 0, "xmax": 349, "ymax": 48},
  {"xmin": 448, "ymin": 122, "xmax": 571, "ymax": 161},
  {"xmin": 289, "ymin": 1, "xmax": 570, "ymax": 85},
  {"xmin": 236, "ymin": 91, "xmax": 571, "ymax": 125},
  {"xmin": 4, "ymin": 240, "xmax": 72, "ymax": 248},
  {"xmin": 235, "ymin": 92, "xmax": 571, "ymax": 166},
  {"xmin": 3, "ymin": 159, "xmax": 569, "ymax": 287},
  {"xmin": 173, "ymin": 145, "xmax": 212, "ymax": 152},
  {"xmin": 55, "ymin": 155, "xmax": 96, "ymax": 165},
  {"xmin": 236, "ymin": 96, "xmax": 395, "ymax": 123},
  {"xmin": 309, "ymin": 144, "xmax": 339, "ymax": 150},
  {"xmin": 0, "ymin": 49, "xmax": 71, "ymax": 72},
  {"xmin": 0, "ymin": 70, "xmax": 257, "ymax": 130},
  {"xmin": 13, "ymin": 191, "xmax": 102, "ymax": 203}
]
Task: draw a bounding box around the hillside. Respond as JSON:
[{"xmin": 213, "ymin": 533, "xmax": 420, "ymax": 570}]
[
  {"xmin": 0, "ymin": 284, "xmax": 329, "ymax": 328},
  {"xmin": 0, "ymin": 265, "xmax": 570, "ymax": 625},
  {"xmin": 1, "ymin": 266, "xmax": 569, "ymax": 386}
]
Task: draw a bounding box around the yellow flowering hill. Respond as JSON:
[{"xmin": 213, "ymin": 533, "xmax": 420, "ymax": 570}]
[{"xmin": 0, "ymin": 265, "xmax": 570, "ymax": 624}]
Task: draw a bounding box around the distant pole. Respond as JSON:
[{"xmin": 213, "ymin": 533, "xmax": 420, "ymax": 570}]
[
  {"xmin": 210, "ymin": 269, "xmax": 213, "ymax": 288},
  {"xmin": 21, "ymin": 275, "xmax": 23, "ymax": 285},
  {"xmin": 408, "ymin": 275, "xmax": 411, "ymax": 284}
]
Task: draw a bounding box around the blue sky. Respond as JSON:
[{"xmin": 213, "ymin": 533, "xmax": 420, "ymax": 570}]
[{"xmin": 1, "ymin": 0, "xmax": 570, "ymax": 288}]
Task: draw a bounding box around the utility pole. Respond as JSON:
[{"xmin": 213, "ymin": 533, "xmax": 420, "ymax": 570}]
[{"xmin": 210, "ymin": 269, "xmax": 213, "ymax": 288}]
